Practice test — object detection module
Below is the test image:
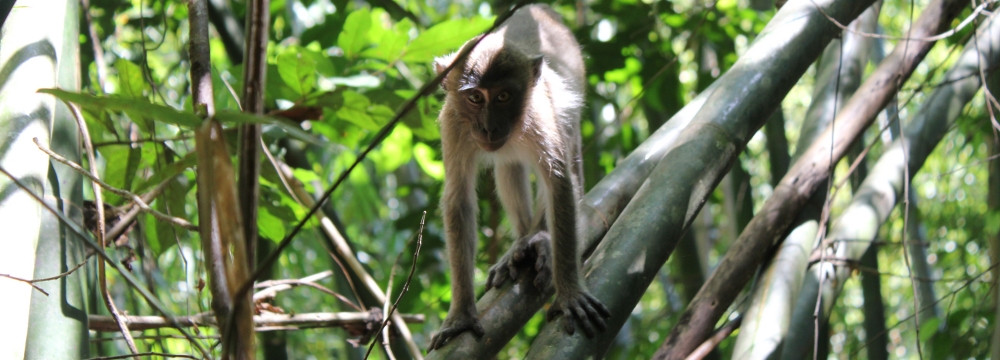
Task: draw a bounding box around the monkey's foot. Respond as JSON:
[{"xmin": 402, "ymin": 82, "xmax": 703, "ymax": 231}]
[
  {"xmin": 546, "ymin": 290, "xmax": 611, "ymax": 338},
  {"xmin": 486, "ymin": 231, "xmax": 552, "ymax": 291},
  {"xmin": 428, "ymin": 314, "xmax": 485, "ymax": 350}
]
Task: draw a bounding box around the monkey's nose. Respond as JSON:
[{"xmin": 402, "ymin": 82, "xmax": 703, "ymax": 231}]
[{"xmin": 484, "ymin": 122, "xmax": 499, "ymax": 134}]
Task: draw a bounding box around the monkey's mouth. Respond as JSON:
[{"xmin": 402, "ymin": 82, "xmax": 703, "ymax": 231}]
[{"xmin": 473, "ymin": 133, "xmax": 509, "ymax": 152}]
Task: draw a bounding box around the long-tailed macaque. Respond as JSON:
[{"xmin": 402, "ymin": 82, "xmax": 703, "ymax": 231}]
[{"xmin": 428, "ymin": 5, "xmax": 610, "ymax": 350}]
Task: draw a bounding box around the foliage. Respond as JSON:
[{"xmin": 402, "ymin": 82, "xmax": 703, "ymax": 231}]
[{"xmin": 35, "ymin": 0, "xmax": 998, "ymax": 358}]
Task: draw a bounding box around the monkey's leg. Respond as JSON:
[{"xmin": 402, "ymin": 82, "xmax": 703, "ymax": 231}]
[
  {"xmin": 543, "ymin": 166, "xmax": 611, "ymax": 338},
  {"xmin": 486, "ymin": 163, "xmax": 554, "ymax": 291},
  {"xmin": 429, "ymin": 161, "xmax": 485, "ymax": 350}
]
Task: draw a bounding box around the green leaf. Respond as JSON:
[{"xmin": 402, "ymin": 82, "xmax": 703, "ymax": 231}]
[
  {"xmin": 362, "ymin": 18, "xmax": 413, "ymax": 62},
  {"xmin": 335, "ymin": 151, "xmax": 370, "ymax": 185},
  {"xmin": 302, "ymin": 48, "xmax": 338, "ymax": 77},
  {"xmin": 338, "ymin": 8, "xmax": 372, "ymax": 59},
  {"xmin": 414, "ymin": 143, "xmax": 444, "ymax": 180},
  {"xmin": 214, "ymin": 110, "xmax": 323, "ymax": 145},
  {"xmin": 99, "ymin": 145, "xmax": 131, "ymax": 205},
  {"xmin": 919, "ymin": 318, "xmax": 941, "ymax": 343},
  {"xmin": 123, "ymin": 144, "xmax": 142, "ymax": 197},
  {"xmin": 368, "ymin": 104, "xmax": 395, "ymax": 128},
  {"xmin": 292, "ymin": 168, "xmax": 321, "ymax": 193},
  {"xmin": 145, "ymin": 213, "xmax": 162, "ymax": 255},
  {"xmin": 134, "ymin": 152, "xmax": 197, "ymax": 194},
  {"xmin": 336, "ymin": 91, "xmax": 378, "ymax": 130},
  {"xmin": 39, "ymin": 89, "xmax": 201, "ymax": 128},
  {"xmin": 402, "ymin": 17, "xmax": 492, "ymax": 62},
  {"xmin": 258, "ymin": 207, "xmax": 286, "ymax": 243},
  {"xmin": 114, "ymin": 59, "xmax": 150, "ymax": 99},
  {"xmin": 277, "ymin": 48, "xmax": 317, "ymax": 96},
  {"xmin": 369, "ymin": 124, "xmax": 412, "ymax": 173}
]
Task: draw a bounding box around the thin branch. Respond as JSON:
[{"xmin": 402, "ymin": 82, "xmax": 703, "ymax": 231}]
[
  {"xmin": 106, "ymin": 179, "xmax": 171, "ymax": 243},
  {"xmin": 79, "ymin": 0, "xmax": 107, "ymax": 92},
  {"xmin": 92, "ymin": 135, "xmax": 193, "ymax": 147},
  {"xmin": 89, "ymin": 334, "xmax": 220, "ymax": 343},
  {"xmin": 252, "ymin": 270, "xmax": 363, "ymax": 311},
  {"xmin": 808, "ymin": 0, "xmax": 993, "ymax": 41},
  {"xmin": 33, "ymin": 138, "xmax": 198, "ymax": 231},
  {"xmin": 0, "ymin": 254, "xmax": 93, "ymax": 296},
  {"xmin": 63, "ymin": 98, "xmax": 139, "ymax": 357},
  {"xmin": 365, "ymin": 211, "xmax": 426, "ymax": 360},
  {"xmin": 89, "ymin": 312, "xmax": 425, "ymax": 331},
  {"xmin": 85, "ymin": 353, "xmax": 198, "ymax": 360},
  {"xmin": 684, "ymin": 316, "xmax": 742, "ymax": 360},
  {"xmin": 0, "ymin": 274, "xmax": 50, "ymax": 296}
]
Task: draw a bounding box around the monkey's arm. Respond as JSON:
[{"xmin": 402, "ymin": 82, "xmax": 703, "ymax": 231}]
[
  {"xmin": 544, "ymin": 165, "xmax": 611, "ymax": 337},
  {"xmin": 428, "ymin": 145, "xmax": 485, "ymax": 350},
  {"xmin": 486, "ymin": 163, "xmax": 555, "ymax": 291}
]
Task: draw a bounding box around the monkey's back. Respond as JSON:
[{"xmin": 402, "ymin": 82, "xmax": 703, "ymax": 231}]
[{"xmin": 498, "ymin": 5, "xmax": 584, "ymax": 95}]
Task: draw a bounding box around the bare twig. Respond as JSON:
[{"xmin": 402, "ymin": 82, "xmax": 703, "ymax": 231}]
[
  {"xmin": 89, "ymin": 312, "xmax": 425, "ymax": 331},
  {"xmin": 0, "ymin": 254, "xmax": 92, "ymax": 296},
  {"xmin": 89, "ymin": 334, "xmax": 219, "ymax": 343},
  {"xmin": 105, "ymin": 179, "xmax": 172, "ymax": 243},
  {"xmin": 684, "ymin": 316, "xmax": 742, "ymax": 360},
  {"xmin": 252, "ymin": 270, "xmax": 362, "ymax": 311},
  {"xmin": 0, "ymin": 274, "xmax": 49, "ymax": 296},
  {"xmin": 79, "ymin": 0, "xmax": 107, "ymax": 92},
  {"xmin": 364, "ymin": 211, "xmax": 426, "ymax": 360},
  {"xmin": 808, "ymin": 0, "xmax": 993, "ymax": 42},
  {"xmin": 85, "ymin": 353, "xmax": 198, "ymax": 360},
  {"xmin": 33, "ymin": 138, "xmax": 198, "ymax": 231},
  {"xmin": 62, "ymin": 98, "xmax": 139, "ymax": 357},
  {"xmin": 92, "ymin": 135, "xmax": 194, "ymax": 147}
]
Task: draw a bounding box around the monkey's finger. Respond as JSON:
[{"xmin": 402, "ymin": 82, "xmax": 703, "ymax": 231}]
[
  {"xmin": 471, "ymin": 321, "xmax": 486, "ymax": 337},
  {"xmin": 534, "ymin": 271, "xmax": 550, "ymax": 290},
  {"xmin": 534, "ymin": 249, "xmax": 547, "ymax": 271},
  {"xmin": 580, "ymin": 301, "xmax": 608, "ymax": 332},
  {"xmin": 570, "ymin": 302, "xmax": 596, "ymax": 337},
  {"xmin": 562, "ymin": 315, "xmax": 577, "ymax": 335},
  {"xmin": 585, "ymin": 293, "xmax": 612, "ymax": 318},
  {"xmin": 486, "ymin": 272, "xmax": 496, "ymax": 291},
  {"xmin": 506, "ymin": 260, "xmax": 519, "ymax": 280}
]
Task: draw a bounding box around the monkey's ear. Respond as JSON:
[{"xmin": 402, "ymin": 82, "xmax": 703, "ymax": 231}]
[
  {"xmin": 434, "ymin": 53, "xmax": 456, "ymax": 90},
  {"xmin": 530, "ymin": 55, "xmax": 544, "ymax": 83}
]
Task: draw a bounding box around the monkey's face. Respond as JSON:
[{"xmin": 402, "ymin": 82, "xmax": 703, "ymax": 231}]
[{"xmin": 451, "ymin": 50, "xmax": 543, "ymax": 152}]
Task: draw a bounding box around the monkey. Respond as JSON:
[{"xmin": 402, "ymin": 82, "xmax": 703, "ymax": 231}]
[{"xmin": 427, "ymin": 4, "xmax": 610, "ymax": 350}]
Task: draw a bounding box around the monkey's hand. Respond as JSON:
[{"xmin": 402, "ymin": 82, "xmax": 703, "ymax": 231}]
[
  {"xmin": 428, "ymin": 310, "xmax": 485, "ymax": 350},
  {"xmin": 486, "ymin": 231, "xmax": 552, "ymax": 291},
  {"xmin": 546, "ymin": 289, "xmax": 611, "ymax": 338}
]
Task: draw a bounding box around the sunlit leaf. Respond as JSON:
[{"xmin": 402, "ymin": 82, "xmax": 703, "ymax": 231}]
[
  {"xmin": 277, "ymin": 48, "xmax": 317, "ymax": 96},
  {"xmin": 413, "ymin": 143, "xmax": 444, "ymax": 180},
  {"xmin": 336, "ymin": 90, "xmax": 378, "ymax": 130},
  {"xmin": 402, "ymin": 17, "xmax": 492, "ymax": 63},
  {"xmin": 40, "ymin": 89, "xmax": 201, "ymax": 128},
  {"xmin": 258, "ymin": 207, "xmax": 286, "ymax": 243},
  {"xmin": 114, "ymin": 59, "xmax": 149, "ymax": 99},
  {"xmin": 338, "ymin": 8, "xmax": 372, "ymax": 59},
  {"xmin": 362, "ymin": 17, "xmax": 413, "ymax": 62},
  {"xmin": 369, "ymin": 124, "xmax": 412, "ymax": 173}
]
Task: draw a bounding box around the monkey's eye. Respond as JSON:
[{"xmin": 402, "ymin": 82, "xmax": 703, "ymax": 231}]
[
  {"xmin": 467, "ymin": 92, "xmax": 485, "ymax": 104},
  {"xmin": 496, "ymin": 91, "xmax": 511, "ymax": 102}
]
